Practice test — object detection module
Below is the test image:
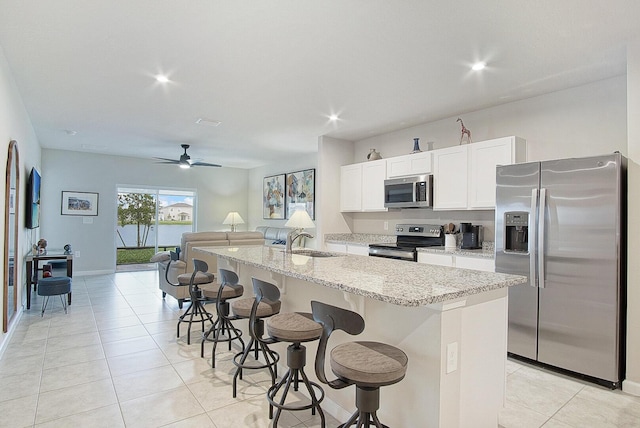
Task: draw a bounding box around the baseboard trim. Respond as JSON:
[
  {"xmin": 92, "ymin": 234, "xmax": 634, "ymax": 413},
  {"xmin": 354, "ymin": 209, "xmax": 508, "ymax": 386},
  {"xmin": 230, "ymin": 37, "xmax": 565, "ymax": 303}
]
[
  {"xmin": 622, "ymin": 379, "xmax": 640, "ymax": 396},
  {"xmin": 0, "ymin": 309, "xmax": 23, "ymax": 360}
]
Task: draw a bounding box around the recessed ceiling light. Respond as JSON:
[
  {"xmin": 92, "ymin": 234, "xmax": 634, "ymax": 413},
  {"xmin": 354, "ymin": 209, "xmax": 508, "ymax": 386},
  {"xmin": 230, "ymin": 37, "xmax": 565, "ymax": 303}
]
[
  {"xmin": 472, "ymin": 62, "xmax": 486, "ymax": 71},
  {"xmin": 155, "ymin": 74, "xmax": 170, "ymax": 83},
  {"xmin": 195, "ymin": 118, "xmax": 222, "ymax": 127},
  {"xmin": 329, "ymin": 114, "xmax": 339, "ymax": 121}
]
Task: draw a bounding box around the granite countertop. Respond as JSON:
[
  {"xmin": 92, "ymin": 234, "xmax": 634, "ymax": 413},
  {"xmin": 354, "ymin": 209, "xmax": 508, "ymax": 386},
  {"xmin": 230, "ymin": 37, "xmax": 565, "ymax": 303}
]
[
  {"xmin": 194, "ymin": 246, "xmax": 525, "ymax": 307},
  {"xmin": 324, "ymin": 233, "xmax": 396, "ymax": 245}
]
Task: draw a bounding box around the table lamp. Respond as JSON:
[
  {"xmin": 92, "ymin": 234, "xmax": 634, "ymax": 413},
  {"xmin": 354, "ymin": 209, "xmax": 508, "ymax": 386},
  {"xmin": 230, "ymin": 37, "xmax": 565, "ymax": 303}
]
[
  {"xmin": 223, "ymin": 211, "xmax": 245, "ymax": 232},
  {"xmin": 285, "ymin": 209, "xmax": 315, "ymax": 230}
]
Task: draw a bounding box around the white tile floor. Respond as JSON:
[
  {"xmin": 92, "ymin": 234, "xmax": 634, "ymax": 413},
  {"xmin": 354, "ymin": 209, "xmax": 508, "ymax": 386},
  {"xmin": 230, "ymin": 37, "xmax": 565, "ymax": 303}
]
[{"xmin": 0, "ymin": 270, "xmax": 639, "ymax": 427}]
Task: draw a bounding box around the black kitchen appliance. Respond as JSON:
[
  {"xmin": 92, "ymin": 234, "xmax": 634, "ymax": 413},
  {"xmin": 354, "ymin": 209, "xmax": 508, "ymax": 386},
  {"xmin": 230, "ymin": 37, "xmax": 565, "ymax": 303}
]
[
  {"xmin": 368, "ymin": 223, "xmax": 444, "ymax": 261},
  {"xmin": 460, "ymin": 223, "xmax": 482, "ymax": 249}
]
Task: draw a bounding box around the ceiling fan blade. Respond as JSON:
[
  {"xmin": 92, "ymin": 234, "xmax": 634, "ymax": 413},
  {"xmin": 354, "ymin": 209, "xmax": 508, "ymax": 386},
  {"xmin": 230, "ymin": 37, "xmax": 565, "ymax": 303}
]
[
  {"xmin": 190, "ymin": 161, "xmax": 222, "ymax": 167},
  {"xmin": 153, "ymin": 157, "xmax": 180, "ymax": 163}
]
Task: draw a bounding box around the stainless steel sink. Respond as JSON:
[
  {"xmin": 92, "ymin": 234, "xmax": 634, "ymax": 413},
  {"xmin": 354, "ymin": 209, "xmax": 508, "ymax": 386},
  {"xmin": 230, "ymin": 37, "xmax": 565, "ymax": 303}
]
[{"xmin": 288, "ymin": 249, "xmax": 343, "ymax": 258}]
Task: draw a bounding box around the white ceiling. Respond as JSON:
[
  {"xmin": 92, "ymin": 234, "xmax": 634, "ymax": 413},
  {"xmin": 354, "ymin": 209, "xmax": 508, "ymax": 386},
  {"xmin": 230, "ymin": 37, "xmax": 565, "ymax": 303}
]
[{"xmin": 1, "ymin": 1, "xmax": 639, "ymax": 168}]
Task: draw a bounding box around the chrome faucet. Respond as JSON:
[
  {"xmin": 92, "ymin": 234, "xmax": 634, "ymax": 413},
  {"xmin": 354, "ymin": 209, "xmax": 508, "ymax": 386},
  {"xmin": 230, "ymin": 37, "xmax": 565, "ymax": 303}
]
[{"xmin": 286, "ymin": 230, "xmax": 313, "ymax": 252}]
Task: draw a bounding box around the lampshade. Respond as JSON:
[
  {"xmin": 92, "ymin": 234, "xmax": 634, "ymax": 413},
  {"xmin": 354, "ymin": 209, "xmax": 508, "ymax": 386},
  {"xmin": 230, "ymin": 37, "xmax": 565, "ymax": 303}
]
[
  {"xmin": 285, "ymin": 210, "xmax": 315, "ymax": 229},
  {"xmin": 223, "ymin": 211, "xmax": 245, "ymax": 232}
]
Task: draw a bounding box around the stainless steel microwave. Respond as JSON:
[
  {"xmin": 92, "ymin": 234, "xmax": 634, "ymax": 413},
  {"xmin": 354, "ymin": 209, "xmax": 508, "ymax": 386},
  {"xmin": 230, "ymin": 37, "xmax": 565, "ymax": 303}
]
[{"xmin": 384, "ymin": 175, "xmax": 433, "ymax": 208}]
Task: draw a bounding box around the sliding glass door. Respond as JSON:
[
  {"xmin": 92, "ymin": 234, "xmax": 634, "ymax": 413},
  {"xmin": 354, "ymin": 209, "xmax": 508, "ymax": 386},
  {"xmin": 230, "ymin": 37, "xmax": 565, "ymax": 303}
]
[{"xmin": 116, "ymin": 187, "xmax": 196, "ymax": 268}]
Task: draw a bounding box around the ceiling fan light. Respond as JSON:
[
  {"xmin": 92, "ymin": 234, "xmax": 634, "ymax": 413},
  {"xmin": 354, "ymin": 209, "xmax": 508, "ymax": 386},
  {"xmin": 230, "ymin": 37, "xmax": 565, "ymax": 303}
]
[{"xmin": 179, "ymin": 161, "xmax": 191, "ymax": 169}]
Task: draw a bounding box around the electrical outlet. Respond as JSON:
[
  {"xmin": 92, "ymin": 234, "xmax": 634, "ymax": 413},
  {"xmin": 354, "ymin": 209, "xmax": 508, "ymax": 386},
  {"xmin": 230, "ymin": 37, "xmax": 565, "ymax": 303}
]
[
  {"xmin": 446, "ymin": 342, "xmax": 458, "ymax": 373},
  {"xmin": 75, "ymin": 251, "xmax": 80, "ymax": 258},
  {"xmin": 383, "ymin": 221, "xmax": 389, "ymax": 231}
]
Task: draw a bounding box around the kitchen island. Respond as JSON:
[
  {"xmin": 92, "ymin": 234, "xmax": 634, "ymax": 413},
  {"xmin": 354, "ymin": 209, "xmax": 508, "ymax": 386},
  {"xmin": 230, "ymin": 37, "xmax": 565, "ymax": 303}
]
[{"xmin": 194, "ymin": 246, "xmax": 526, "ymax": 427}]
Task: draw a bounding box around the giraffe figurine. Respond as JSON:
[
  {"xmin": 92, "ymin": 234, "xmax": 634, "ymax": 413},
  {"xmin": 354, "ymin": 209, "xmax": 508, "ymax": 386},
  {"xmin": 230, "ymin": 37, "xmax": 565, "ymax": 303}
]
[{"xmin": 457, "ymin": 118, "xmax": 472, "ymax": 145}]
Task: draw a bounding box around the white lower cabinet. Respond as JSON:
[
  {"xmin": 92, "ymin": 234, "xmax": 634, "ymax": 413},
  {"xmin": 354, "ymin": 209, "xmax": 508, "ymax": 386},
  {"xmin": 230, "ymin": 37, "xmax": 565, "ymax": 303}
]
[
  {"xmin": 325, "ymin": 242, "xmax": 369, "ymax": 256},
  {"xmin": 417, "ymin": 252, "xmax": 454, "ymax": 267},
  {"xmin": 346, "ymin": 243, "xmax": 369, "ymax": 256},
  {"xmin": 418, "ymin": 252, "xmax": 494, "ymax": 272},
  {"xmin": 325, "ymin": 242, "xmax": 347, "ymax": 253},
  {"xmin": 454, "ymin": 256, "xmax": 495, "ymax": 272}
]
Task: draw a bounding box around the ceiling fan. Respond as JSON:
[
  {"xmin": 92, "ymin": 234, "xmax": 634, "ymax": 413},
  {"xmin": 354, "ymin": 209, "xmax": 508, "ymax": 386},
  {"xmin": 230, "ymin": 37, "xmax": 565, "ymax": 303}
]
[{"xmin": 154, "ymin": 144, "xmax": 221, "ymax": 169}]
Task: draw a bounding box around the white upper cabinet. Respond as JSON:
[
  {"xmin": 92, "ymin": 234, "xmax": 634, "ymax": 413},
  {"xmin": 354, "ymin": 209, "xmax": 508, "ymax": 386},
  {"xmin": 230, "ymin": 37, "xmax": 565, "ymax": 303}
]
[
  {"xmin": 361, "ymin": 159, "xmax": 388, "ymax": 211},
  {"xmin": 386, "ymin": 152, "xmax": 432, "ymax": 178},
  {"xmin": 340, "ymin": 159, "xmax": 387, "ymax": 212},
  {"xmin": 433, "ymin": 145, "xmax": 469, "ymax": 210},
  {"xmin": 433, "ymin": 136, "xmax": 526, "ymax": 210},
  {"xmin": 340, "ymin": 164, "xmax": 363, "ymax": 212},
  {"xmin": 468, "ymin": 136, "xmax": 526, "ymax": 209}
]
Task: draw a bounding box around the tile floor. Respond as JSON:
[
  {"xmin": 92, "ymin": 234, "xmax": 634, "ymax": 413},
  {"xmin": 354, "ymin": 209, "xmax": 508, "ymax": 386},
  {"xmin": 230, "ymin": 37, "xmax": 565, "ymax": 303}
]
[{"xmin": 0, "ymin": 270, "xmax": 638, "ymax": 427}]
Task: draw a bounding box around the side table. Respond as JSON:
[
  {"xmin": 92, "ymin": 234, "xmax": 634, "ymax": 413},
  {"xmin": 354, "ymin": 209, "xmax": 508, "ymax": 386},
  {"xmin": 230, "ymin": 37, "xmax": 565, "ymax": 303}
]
[{"xmin": 25, "ymin": 250, "xmax": 73, "ymax": 310}]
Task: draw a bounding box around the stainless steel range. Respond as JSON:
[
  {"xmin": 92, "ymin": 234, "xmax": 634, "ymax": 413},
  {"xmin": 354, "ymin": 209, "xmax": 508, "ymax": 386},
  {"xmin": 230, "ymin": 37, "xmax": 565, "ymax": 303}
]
[{"xmin": 368, "ymin": 224, "xmax": 445, "ymax": 261}]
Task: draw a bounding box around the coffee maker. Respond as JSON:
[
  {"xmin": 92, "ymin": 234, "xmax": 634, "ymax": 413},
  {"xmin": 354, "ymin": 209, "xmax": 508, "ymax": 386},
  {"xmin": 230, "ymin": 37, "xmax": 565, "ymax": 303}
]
[{"xmin": 460, "ymin": 223, "xmax": 483, "ymax": 249}]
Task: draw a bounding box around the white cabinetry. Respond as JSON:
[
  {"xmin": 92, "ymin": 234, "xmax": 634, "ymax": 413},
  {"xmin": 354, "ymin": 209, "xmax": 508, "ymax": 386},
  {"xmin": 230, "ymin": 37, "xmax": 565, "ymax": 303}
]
[
  {"xmin": 325, "ymin": 242, "xmax": 347, "ymax": 254},
  {"xmin": 432, "ymin": 145, "xmax": 468, "ymax": 210},
  {"xmin": 417, "ymin": 252, "xmax": 454, "ymax": 267},
  {"xmin": 386, "ymin": 152, "xmax": 432, "ymax": 178},
  {"xmin": 433, "ymin": 136, "xmax": 526, "ymax": 210},
  {"xmin": 340, "ymin": 164, "xmax": 363, "ymax": 211},
  {"xmin": 455, "ymin": 256, "xmax": 495, "ymax": 272},
  {"xmin": 340, "ymin": 159, "xmax": 387, "ymax": 212},
  {"xmin": 325, "ymin": 242, "xmax": 369, "ymax": 255},
  {"xmin": 468, "ymin": 136, "xmax": 526, "ymax": 209},
  {"xmin": 418, "ymin": 252, "xmax": 494, "ymax": 272}
]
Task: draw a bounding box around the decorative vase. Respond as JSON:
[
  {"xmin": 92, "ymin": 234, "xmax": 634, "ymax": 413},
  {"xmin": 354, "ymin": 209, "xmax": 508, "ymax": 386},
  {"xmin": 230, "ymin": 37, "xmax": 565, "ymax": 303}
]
[
  {"xmin": 411, "ymin": 138, "xmax": 422, "ymax": 153},
  {"xmin": 367, "ymin": 149, "xmax": 382, "ymax": 161}
]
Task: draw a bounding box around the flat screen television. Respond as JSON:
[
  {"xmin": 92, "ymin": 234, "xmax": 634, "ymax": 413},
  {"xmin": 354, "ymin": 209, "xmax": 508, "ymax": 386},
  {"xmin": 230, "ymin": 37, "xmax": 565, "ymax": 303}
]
[{"xmin": 26, "ymin": 167, "xmax": 40, "ymax": 229}]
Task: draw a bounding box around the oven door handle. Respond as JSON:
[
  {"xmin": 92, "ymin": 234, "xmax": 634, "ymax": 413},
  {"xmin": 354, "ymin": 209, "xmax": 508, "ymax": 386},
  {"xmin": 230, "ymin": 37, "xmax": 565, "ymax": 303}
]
[{"xmin": 368, "ymin": 247, "xmax": 416, "ymax": 261}]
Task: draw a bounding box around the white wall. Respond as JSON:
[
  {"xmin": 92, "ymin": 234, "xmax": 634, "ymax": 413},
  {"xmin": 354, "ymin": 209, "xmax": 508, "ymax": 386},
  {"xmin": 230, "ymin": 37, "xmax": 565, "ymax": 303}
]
[
  {"xmin": 41, "ymin": 149, "xmax": 250, "ymax": 274},
  {"xmin": 0, "ymin": 45, "xmax": 41, "ymax": 351},
  {"xmin": 247, "ymin": 154, "xmax": 318, "ymax": 247},
  {"xmin": 626, "ymin": 38, "xmax": 640, "ymax": 395}
]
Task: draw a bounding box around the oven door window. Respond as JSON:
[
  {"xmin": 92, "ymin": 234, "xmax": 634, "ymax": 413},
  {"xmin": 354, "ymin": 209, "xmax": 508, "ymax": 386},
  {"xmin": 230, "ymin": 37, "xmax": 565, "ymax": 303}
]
[{"xmin": 385, "ymin": 183, "xmax": 414, "ymax": 204}]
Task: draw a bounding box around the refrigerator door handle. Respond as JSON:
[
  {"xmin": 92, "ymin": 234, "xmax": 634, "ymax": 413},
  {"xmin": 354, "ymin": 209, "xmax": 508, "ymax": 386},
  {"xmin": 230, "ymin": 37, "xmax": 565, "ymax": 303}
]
[
  {"xmin": 530, "ymin": 189, "xmax": 538, "ymax": 288},
  {"xmin": 538, "ymin": 188, "xmax": 546, "ymax": 288}
]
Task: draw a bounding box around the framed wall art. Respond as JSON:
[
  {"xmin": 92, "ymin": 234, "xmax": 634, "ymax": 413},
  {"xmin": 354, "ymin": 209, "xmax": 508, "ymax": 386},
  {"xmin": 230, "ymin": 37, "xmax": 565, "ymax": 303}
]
[
  {"xmin": 285, "ymin": 168, "xmax": 315, "ymax": 219},
  {"xmin": 263, "ymin": 174, "xmax": 285, "ymax": 219},
  {"xmin": 61, "ymin": 191, "xmax": 99, "ymax": 216}
]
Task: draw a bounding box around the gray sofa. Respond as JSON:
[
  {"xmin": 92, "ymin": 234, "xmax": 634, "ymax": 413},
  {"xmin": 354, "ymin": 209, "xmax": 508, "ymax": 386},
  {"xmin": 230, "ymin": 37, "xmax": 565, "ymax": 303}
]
[
  {"xmin": 153, "ymin": 228, "xmax": 301, "ymax": 307},
  {"xmin": 154, "ymin": 231, "xmax": 264, "ymax": 307}
]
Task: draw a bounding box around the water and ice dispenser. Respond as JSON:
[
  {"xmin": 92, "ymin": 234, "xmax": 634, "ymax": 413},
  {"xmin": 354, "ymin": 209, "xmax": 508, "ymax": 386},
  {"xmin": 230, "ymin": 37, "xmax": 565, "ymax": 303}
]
[{"xmin": 504, "ymin": 212, "xmax": 529, "ymax": 253}]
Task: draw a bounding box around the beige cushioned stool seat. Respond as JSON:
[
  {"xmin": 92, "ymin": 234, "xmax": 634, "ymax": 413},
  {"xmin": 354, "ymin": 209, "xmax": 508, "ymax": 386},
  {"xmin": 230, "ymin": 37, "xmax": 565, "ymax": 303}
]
[
  {"xmin": 330, "ymin": 341, "xmax": 408, "ymax": 387},
  {"xmin": 201, "ymin": 282, "xmax": 244, "ymax": 300},
  {"xmin": 177, "ymin": 271, "xmax": 214, "ymax": 285},
  {"xmin": 232, "ymin": 297, "xmax": 281, "ymax": 318},
  {"xmin": 267, "ymin": 312, "xmax": 323, "ymax": 342}
]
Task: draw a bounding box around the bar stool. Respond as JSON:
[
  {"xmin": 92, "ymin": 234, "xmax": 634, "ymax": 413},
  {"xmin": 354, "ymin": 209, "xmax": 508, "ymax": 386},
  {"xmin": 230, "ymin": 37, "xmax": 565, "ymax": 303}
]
[
  {"xmin": 230, "ymin": 277, "xmax": 281, "ymax": 398},
  {"xmin": 200, "ymin": 268, "xmax": 246, "ymax": 367},
  {"xmin": 311, "ymin": 301, "xmax": 408, "ymax": 428},
  {"xmin": 262, "ymin": 306, "xmax": 326, "ymax": 426},
  {"xmin": 165, "ymin": 253, "xmax": 216, "ymax": 344}
]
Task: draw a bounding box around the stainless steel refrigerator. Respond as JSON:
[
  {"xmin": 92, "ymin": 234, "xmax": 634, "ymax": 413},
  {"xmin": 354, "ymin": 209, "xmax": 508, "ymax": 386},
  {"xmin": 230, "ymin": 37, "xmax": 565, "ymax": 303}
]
[{"xmin": 495, "ymin": 153, "xmax": 626, "ymax": 388}]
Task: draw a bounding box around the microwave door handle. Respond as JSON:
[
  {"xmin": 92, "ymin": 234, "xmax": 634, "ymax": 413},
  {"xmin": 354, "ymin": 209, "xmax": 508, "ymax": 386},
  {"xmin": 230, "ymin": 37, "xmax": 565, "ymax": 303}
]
[
  {"xmin": 538, "ymin": 188, "xmax": 546, "ymax": 289},
  {"xmin": 530, "ymin": 189, "xmax": 538, "ymax": 288}
]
